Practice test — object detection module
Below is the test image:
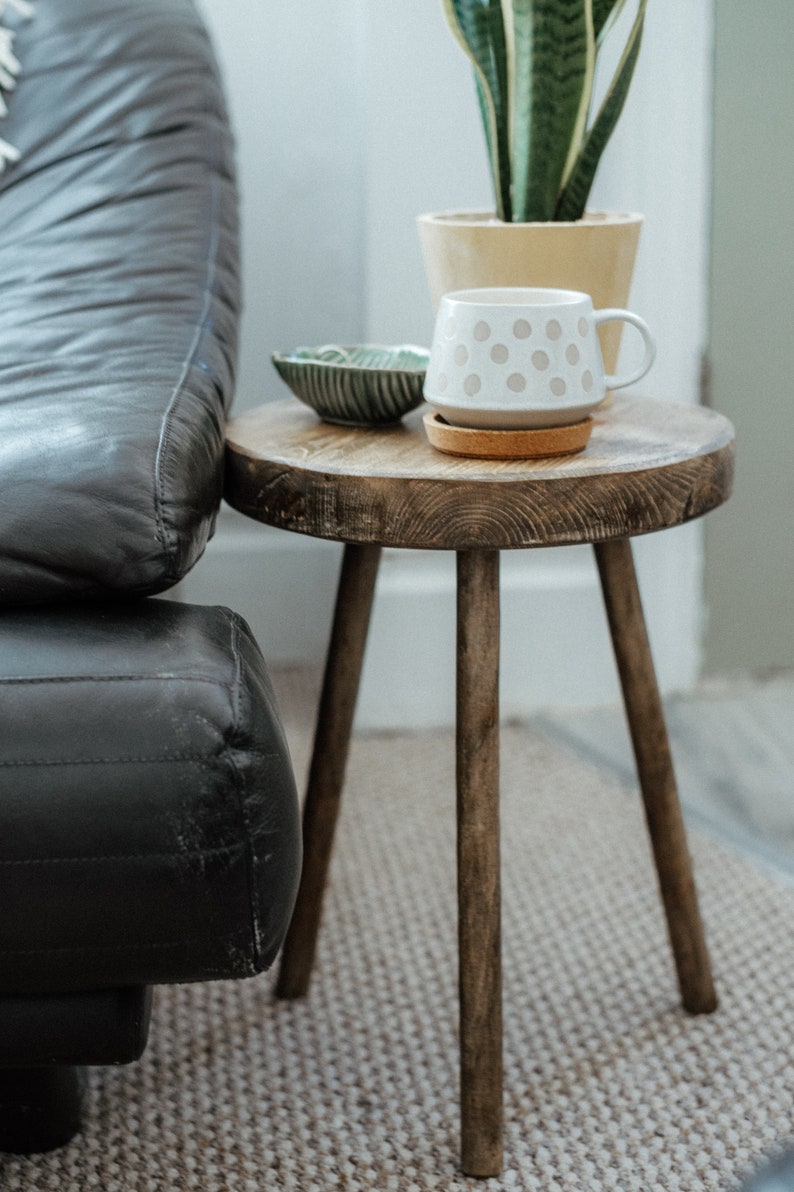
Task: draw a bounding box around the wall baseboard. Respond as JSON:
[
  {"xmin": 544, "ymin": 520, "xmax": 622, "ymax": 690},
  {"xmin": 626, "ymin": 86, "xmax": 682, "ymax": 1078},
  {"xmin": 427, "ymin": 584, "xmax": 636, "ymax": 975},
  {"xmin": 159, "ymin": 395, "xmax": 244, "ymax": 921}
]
[{"xmin": 175, "ymin": 511, "xmax": 702, "ymax": 731}]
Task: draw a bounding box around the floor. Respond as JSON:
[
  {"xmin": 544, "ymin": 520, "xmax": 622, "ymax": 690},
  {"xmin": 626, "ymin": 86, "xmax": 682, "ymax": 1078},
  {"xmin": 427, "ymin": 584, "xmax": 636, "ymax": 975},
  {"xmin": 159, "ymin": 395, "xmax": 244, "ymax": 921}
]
[
  {"xmin": 274, "ymin": 665, "xmax": 794, "ymax": 883},
  {"xmin": 9, "ymin": 671, "xmax": 794, "ymax": 1190},
  {"xmin": 536, "ymin": 669, "xmax": 794, "ymax": 881}
]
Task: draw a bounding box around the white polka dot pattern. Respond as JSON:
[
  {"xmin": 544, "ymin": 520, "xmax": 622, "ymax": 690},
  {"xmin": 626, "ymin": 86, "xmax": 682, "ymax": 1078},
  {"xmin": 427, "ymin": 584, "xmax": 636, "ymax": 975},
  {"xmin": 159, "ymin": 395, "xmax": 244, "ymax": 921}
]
[{"xmin": 426, "ymin": 293, "xmax": 606, "ymax": 410}]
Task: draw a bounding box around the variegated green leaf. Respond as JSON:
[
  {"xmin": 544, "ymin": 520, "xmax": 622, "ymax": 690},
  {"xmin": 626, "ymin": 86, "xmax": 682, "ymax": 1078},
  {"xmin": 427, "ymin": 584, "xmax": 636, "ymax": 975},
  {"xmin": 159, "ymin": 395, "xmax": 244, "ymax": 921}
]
[
  {"xmin": 441, "ymin": 0, "xmax": 511, "ymax": 219},
  {"xmin": 507, "ymin": 0, "xmax": 593, "ymax": 221},
  {"xmin": 440, "ymin": 0, "xmax": 645, "ymax": 223},
  {"xmin": 555, "ymin": 0, "xmax": 645, "ymax": 220},
  {"xmin": 592, "ymin": 0, "xmax": 626, "ymax": 42},
  {"xmin": 475, "ymin": 73, "xmax": 512, "ymax": 219},
  {"xmin": 479, "ymin": 0, "xmax": 511, "ymax": 218}
]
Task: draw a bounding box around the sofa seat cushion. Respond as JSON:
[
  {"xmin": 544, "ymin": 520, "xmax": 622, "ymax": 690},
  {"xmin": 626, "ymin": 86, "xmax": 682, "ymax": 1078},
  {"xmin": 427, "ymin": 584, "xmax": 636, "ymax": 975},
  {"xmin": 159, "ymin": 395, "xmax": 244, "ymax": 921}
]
[
  {"xmin": 0, "ymin": 600, "xmax": 301, "ymax": 995},
  {"xmin": 0, "ymin": 0, "xmax": 239, "ymax": 604}
]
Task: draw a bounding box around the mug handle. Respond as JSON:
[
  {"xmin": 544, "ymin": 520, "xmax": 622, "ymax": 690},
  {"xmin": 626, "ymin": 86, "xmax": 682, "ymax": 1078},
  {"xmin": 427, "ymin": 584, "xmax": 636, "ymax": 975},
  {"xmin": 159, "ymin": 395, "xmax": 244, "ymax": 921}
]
[{"xmin": 593, "ymin": 309, "xmax": 656, "ymax": 390}]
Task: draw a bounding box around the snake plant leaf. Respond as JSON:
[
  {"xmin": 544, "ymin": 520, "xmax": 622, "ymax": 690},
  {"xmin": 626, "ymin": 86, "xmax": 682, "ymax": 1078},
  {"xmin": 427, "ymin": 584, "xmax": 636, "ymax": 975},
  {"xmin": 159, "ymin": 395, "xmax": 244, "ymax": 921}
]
[
  {"xmin": 592, "ymin": 0, "xmax": 627, "ymax": 43},
  {"xmin": 475, "ymin": 72, "xmax": 512, "ymax": 220},
  {"xmin": 440, "ymin": 0, "xmax": 646, "ymax": 223},
  {"xmin": 478, "ymin": 0, "xmax": 511, "ymax": 219},
  {"xmin": 555, "ymin": 0, "xmax": 645, "ymax": 221},
  {"xmin": 506, "ymin": 0, "xmax": 593, "ymax": 222},
  {"xmin": 441, "ymin": 0, "xmax": 511, "ymax": 220}
]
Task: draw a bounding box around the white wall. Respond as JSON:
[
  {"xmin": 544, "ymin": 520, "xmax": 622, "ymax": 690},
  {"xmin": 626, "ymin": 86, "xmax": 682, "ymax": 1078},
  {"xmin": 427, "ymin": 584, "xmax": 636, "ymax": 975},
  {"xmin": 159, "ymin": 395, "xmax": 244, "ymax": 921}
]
[
  {"xmin": 196, "ymin": 0, "xmax": 368, "ymax": 400},
  {"xmin": 187, "ymin": 0, "xmax": 714, "ymax": 729},
  {"xmin": 705, "ymin": 0, "xmax": 794, "ymax": 672}
]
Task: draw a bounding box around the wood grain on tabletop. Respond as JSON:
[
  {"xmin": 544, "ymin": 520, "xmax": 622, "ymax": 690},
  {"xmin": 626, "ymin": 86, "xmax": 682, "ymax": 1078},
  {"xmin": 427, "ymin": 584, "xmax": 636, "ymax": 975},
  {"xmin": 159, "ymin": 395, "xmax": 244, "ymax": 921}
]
[{"xmin": 225, "ymin": 395, "xmax": 735, "ymax": 550}]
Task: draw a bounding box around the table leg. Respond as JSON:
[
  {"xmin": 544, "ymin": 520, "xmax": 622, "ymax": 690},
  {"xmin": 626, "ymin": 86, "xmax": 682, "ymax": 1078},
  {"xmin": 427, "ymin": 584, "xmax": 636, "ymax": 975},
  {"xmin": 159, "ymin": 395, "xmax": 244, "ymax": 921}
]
[
  {"xmin": 456, "ymin": 549, "xmax": 503, "ymax": 1177},
  {"xmin": 594, "ymin": 538, "xmax": 717, "ymax": 1015},
  {"xmin": 275, "ymin": 542, "xmax": 382, "ymax": 1000}
]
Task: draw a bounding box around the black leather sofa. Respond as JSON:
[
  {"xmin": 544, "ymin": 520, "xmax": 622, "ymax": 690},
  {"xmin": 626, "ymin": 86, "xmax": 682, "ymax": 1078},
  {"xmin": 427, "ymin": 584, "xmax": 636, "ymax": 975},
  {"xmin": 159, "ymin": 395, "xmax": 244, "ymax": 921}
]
[{"xmin": 0, "ymin": 0, "xmax": 301, "ymax": 1152}]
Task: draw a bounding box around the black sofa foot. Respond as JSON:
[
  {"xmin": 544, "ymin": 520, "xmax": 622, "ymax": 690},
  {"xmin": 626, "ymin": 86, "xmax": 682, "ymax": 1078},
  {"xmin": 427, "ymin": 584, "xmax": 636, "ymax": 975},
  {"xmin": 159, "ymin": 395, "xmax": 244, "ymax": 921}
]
[{"xmin": 0, "ymin": 1067, "xmax": 85, "ymax": 1153}]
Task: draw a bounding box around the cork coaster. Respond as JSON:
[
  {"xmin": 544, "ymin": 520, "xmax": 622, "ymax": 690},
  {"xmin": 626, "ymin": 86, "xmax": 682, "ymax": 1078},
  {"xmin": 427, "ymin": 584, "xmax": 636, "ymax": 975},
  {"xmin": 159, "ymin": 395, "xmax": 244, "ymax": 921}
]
[{"xmin": 423, "ymin": 410, "xmax": 593, "ymax": 460}]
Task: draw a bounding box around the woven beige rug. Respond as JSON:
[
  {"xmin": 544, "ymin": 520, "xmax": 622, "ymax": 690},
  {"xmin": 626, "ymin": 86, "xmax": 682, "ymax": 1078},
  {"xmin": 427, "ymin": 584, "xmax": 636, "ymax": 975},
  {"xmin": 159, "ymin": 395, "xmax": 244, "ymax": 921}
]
[{"xmin": 3, "ymin": 718, "xmax": 794, "ymax": 1191}]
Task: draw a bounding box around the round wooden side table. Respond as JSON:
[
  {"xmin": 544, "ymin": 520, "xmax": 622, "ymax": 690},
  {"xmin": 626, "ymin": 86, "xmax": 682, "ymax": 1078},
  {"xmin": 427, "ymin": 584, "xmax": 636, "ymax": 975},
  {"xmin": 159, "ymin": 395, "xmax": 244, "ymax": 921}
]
[{"xmin": 225, "ymin": 394, "xmax": 735, "ymax": 1178}]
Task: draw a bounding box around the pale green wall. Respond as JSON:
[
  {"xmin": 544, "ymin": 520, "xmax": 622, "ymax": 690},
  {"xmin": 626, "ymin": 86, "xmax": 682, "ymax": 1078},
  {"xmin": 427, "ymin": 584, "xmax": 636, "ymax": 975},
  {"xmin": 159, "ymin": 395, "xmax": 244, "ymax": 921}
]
[{"xmin": 705, "ymin": 1, "xmax": 794, "ymax": 671}]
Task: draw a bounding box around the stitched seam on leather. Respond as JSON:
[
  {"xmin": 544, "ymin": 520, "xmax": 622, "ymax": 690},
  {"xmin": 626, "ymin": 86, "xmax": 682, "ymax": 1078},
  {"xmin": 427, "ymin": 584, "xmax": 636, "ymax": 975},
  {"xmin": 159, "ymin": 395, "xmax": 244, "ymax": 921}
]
[
  {"xmin": 0, "ymin": 748, "xmax": 276, "ymax": 767},
  {"xmin": 152, "ymin": 128, "xmax": 222, "ymax": 578},
  {"xmin": 0, "ymin": 753, "xmax": 211, "ymax": 767},
  {"xmin": 1, "ymin": 939, "xmax": 232, "ymax": 955},
  {"xmin": 226, "ymin": 613, "xmax": 262, "ymax": 969},
  {"xmin": 0, "ymin": 675, "xmax": 230, "ymax": 686},
  {"xmin": 0, "ymin": 845, "xmax": 242, "ymax": 865}
]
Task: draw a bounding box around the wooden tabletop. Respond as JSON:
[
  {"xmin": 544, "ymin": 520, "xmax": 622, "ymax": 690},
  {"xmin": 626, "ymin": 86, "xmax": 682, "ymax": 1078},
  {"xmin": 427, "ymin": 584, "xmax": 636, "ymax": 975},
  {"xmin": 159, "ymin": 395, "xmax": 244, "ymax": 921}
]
[{"xmin": 224, "ymin": 396, "xmax": 734, "ymax": 550}]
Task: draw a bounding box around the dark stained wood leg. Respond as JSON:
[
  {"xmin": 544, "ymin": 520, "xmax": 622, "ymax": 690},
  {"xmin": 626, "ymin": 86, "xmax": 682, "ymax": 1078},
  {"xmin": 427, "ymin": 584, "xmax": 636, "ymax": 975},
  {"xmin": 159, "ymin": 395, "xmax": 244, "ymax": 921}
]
[
  {"xmin": 456, "ymin": 549, "xmax": 503, "ymax": 1177},
  {"xmin": 594, "ymin": 538, "xmax": 718, "ymax": 1015},
  {"xmin": 275, "ymin": 543, "xmax": 382, "ymax": 1000}
]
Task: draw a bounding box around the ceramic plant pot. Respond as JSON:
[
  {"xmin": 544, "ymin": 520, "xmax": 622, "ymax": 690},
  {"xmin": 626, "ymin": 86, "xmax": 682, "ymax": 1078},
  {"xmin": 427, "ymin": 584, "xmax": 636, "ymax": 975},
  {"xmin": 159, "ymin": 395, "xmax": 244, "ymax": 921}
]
[{"xmin": 417, "ymin": 210, "xmax": 643, "ymax": 376}]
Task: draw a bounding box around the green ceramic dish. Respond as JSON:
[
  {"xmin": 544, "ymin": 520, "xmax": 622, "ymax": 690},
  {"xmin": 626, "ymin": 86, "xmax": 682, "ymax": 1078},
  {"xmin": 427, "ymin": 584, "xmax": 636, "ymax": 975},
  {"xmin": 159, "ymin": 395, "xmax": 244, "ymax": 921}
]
[{"xmin": 272, "ymin": 344, "xmax": 429, "ymax": 427}]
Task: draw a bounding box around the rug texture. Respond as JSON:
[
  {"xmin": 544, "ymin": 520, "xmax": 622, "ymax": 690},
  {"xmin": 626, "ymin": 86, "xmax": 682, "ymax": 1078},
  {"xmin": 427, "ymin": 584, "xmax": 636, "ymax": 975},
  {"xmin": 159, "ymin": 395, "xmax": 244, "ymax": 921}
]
[{"xmin": 3, "ymin": 713, "xmax": 794, "ymax": 1191}]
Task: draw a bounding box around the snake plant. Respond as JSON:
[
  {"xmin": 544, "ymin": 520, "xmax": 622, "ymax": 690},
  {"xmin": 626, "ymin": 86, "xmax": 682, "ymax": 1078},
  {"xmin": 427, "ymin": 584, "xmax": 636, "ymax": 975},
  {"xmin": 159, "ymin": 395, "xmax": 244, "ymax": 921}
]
[{"xmin": 441, "ymin": 0, "xmax": 647, "ymax": 222}]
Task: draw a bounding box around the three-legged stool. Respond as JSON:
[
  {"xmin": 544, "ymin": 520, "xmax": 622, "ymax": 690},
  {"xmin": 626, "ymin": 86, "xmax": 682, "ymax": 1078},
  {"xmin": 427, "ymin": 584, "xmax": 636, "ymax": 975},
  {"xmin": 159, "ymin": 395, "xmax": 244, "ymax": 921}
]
[{"xmin": 225, "ymin": 394, "xmax": 735, "ymax": 1177}]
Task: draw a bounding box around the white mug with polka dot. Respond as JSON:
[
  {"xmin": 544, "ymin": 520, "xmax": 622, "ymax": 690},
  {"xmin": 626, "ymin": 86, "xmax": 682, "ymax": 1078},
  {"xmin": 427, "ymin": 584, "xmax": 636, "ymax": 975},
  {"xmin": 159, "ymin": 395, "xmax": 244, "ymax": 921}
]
[{"xmin": 424, "ymin": 287, "xmax": 655, "ymax": 430}]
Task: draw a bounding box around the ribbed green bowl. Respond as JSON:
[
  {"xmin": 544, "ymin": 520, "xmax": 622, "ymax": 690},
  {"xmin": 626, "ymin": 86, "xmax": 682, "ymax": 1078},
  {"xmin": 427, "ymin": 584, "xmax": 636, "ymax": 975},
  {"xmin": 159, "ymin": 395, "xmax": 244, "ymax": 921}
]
[{"xmin": 272, "ymin": 344, "xmax": 429, "ymax": 427}]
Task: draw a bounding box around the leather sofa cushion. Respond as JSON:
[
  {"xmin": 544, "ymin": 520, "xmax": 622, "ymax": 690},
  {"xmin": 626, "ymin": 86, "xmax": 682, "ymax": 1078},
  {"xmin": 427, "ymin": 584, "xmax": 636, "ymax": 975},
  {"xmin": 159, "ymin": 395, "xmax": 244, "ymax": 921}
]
[
  {"xmin": 0, "ymin": 601, "xmax": 301, "ymax": 995},
  {"xmin": 0, "ymin": 0, "xmax": 239, "ymax": 604}
]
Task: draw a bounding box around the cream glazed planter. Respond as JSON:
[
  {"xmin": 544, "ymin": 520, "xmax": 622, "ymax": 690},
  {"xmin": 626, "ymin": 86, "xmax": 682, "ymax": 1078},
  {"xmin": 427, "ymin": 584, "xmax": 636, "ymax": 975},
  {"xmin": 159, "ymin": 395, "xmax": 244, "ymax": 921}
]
[{"xmin": 417, "ymin": 210, "xmax": 643, "ymax": 377}]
